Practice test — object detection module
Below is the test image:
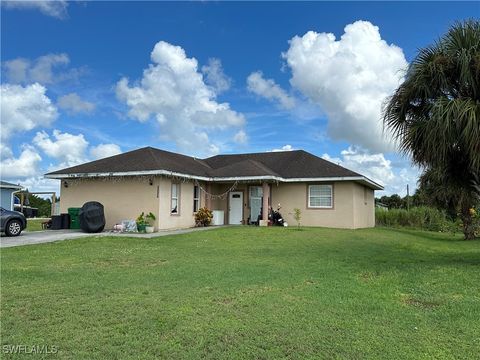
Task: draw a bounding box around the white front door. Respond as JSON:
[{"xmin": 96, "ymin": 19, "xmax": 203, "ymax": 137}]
[{"xmin": 228, "ymin": 191, "xmax": 243, "ymax": 225}]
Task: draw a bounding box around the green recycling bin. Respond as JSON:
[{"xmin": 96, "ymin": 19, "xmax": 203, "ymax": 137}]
[{"xmin": 68, "ymin": 207, "xmax": 81, "ymax": 229}]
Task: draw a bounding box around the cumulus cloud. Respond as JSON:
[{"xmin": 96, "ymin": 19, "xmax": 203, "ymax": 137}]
[
  {"xmin": 247, "ymin": 71, "xmax": 295, "ymax": 109},
  {"xmin": 283, "ymin": 20, "xmax": 408, "ymax": 152},
  {"xmin": 15, "ymin": 176, "xmax": 60, "ymax": 194},
  {"xmin": 2, "ymin": 1, "xmax": 68, "ymax": 19},
  {"xmin": 2, "ymin": 53, "xmax": 74, "ymax": 84},
  {"xmin": 270, "ymin": 144, "xmax": 295, "ymax": 152},
  {"xmin": 2, "ymin": 58, "xmax": 30, "ymax": 83},
  {"xmin": 116, "ymin": 41, "xmax": 245, "ymax": 155},
  {"xmin": 0, "ymin": 145, "xmax": 42, "ymax": 178},
  {"xmin": 0, "ymin": 83, "xmax": 58, "ymax": 141},
  {"xmin": 1, "ymin": 144, "xmax": 13, "ymax": 160},
  {"xmin": 322, "ymin": 147, "xmax": 420, "ymax": 195},
  {"xmin": 57, "ymin": 93, "xmax": 95, "ymax": 114},
  {"xmin": 33, "ymin": 130, "xmax": 89, "ymax": 167},
  {"xmin": 90, "ymin": 143, "xmax": 122, "ymax": 160},
  {"xmin": 201, "ymin": 58, "xmax": 231, "ymax": 93},
  {"xmin": 233, "ymin": 130, "xmax": 248, "ymax": 144}
]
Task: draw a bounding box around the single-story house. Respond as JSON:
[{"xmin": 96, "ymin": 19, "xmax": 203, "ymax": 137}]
[
  {"xmin": 45, "ymin": 147, "xmax": 383, "ymax": 230},
  {"xmin": 0, "ymin": 181, "xmax": 23, "ymax": 211}
]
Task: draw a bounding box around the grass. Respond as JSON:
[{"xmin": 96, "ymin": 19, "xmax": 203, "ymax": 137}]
[
  {"xmin": 25, "ymin": 218, "xmax": 50, "ymax": 232},
  {"xmin": 1, "ymin": 227, "xmax": 479, "ymax": 359}
]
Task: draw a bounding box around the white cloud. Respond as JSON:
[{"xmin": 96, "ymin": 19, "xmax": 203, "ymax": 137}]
[
  {"xmin": 0, "ymin": 83, "xmax": 58, "ymax": 141},
  {"xmin": 270, "ymin": 144, "xmax": 295, "ymax": 152},
  {"xmin": 116, "ymin": 41, "xmax": 245, "ymax": 156},
  {"xmin": 283, "ymin": 20, "xmax": 408, "ymax": 152},
  {"xmin": 16, "ymin": 176, "xmax": 60, "ymax": 195},
  {"xmin": 322, "ymin": 147, "xmax": 420, "ymax": 195},
  {"xmin": 33, "ymin": 130, "xmax": 89, "ymax": 167},
  {"xmin": 2, "ymin": 58, "xmax": 30, "ymax": 83},
  {"xmin": 1, "ymin": 144, "xmax": 13, "ymax": 160},
  {"xmin": 2, "ymin": 1, "xmax": 68, "ymax": 19},
  {"xmin": 0, "ymin": 145, "xmax": 42, "ymax": 178},
  {"xmin": 247, "ymin": 71, "xmax": 295, "ymax": 109},
  {"xmin": 201, "ymin": 58, "xmax": 231, "ymax": 93},
  {"xmin": 233, "ymin": 130, "xmax": 248, "ymax": 144},
  {"xmin": 58, "ymin": 93, "xmax": 95, "ymax": 114},
  {"xmin": 3, "ymin": 53, "xmax": 71, "ymax": 84},
  {"xmin": 90, "ymin": 144, "xmax": 122, "ymax": 160}
]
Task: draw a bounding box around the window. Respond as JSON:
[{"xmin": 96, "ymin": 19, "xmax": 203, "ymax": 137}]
[
  {"xmin": 171, "ymin": 183, "xmax": 180, "ymax": 214},
  {"xmin": 249, "ymin": 186, "xmax": 263, "ymax": 222},
  {"xmin": 308, "ymin": 184, "xmax": 333, "ymax": 208},
  {"xmin": 193, "ymin": 185, "xmax": 200, "ymax": 213}
]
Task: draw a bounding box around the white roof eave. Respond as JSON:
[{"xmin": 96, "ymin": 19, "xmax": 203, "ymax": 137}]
[{"xmin": 45, "ymin": 170, "xmax": 384, "ymax": 190}]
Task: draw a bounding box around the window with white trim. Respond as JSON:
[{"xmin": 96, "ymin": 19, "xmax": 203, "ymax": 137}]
[
  {"xmin": 193, "ymin": 185, "xmax": 200, "ymax": 213},
  {"xmin": 171, "ymin": 183, "xmax": 180, "ymax": 214},
  {"xmin": 308, "ymin": 184, "xmax": 333, "ymax": 208}
]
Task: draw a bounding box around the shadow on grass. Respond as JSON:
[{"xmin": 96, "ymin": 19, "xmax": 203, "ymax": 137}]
[{"xmin": 375, "ymin": 227, "xmax": 468, "ymax": 243}]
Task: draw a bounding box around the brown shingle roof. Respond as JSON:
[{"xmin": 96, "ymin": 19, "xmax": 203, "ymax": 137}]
[
  {"xmin": 46, "ymin": 147, "xmax": 212, "ymax": 177},
  {"xmin": 208, "ymin": 159, "xmax": 280, "ymax": 178},
  {"xmin": 45, "ymin": 147, "xmax": 381, "ymax": 188},
  {"xmin": 204, "ymin": 150, "xmax": 361, "ymax": 178}
]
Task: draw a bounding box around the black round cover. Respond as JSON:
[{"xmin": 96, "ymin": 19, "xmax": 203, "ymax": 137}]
[{"xmin": 79, "ymin": 201, "xmax": 105, "ymax": 233}]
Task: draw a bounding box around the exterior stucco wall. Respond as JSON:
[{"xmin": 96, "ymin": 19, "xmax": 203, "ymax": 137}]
[
  {"xmin": 352, "ymin": 183, "xmax": 375, "ymax": 228},
  {"xmin": 59, "ymin": 177, "xmax": 376, "ymax": 230},
  {"xmin": 270, "ymin": 182, "xmax": 357, "ymax": 229},
  {"xmin": 59, "ymin": 177, "xmax": 204, "ymax": 230},
  {"xmin": 59, "ymin": 177, "xmax": 159, "ymax": 229},
  {"xmin": 157, "ymin": 179, "xmax": 199, "ymax": 230}
]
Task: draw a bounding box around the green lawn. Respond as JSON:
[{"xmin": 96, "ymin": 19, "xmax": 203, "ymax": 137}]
[{"xmin": 1, "ymin": 227, "xmax": 479, "ymax": 359}]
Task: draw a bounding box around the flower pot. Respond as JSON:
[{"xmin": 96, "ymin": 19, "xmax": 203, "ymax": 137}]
[
  {"xmin": 145, "ymin": 226, "xmax": 154, "ymax": 233},
  {"xmin": 137, "ymin": 224, "xmax": 146, "ymax": 233}
]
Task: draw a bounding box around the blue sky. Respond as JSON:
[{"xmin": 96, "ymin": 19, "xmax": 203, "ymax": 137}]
[{"xmin": 1, "ymin": 1, "xmax": 478, "ymax": 195}]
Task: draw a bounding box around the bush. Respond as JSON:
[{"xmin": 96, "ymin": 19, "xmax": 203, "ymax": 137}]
[
  {"xmin": 293, "ymin": 208, "xmax": 301, "ymax": 227},
  {"xmin": 375, "ymin": 206, "xmax": 459, "ymax": 233},
  {"xmin": 195, "ymin": 207, "xmax": 213, "ymax": 227}
]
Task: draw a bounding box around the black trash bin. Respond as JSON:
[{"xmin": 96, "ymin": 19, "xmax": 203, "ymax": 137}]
[
  {"xmin": 51, "ymin": 215, "xmax": 62, "ymax": 230},
  {"xmin": 60, "ymin": 213, "xmax": 70, "ymax": 229}
]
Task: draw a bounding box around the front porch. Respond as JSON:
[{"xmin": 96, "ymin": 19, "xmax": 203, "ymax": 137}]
[{"xmin": 204, "ymin": 182, "xmax": 272, "ymax": 225}]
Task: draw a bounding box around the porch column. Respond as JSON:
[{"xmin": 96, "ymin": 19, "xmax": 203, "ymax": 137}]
[
  {"xmin": 205, "ymin": 183, "xmax": 212, "ymax": 209},
  {"xmin": 262, "ymin": 182, "xmax": 270, "ymax": 221}
]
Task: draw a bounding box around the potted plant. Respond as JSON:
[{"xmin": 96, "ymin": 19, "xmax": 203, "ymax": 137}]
[
  {"xmin": 136, "ymin": 212, "xmax": 147, "ymax": 233},
  {"xmin": 145, "ymin": 212, "xmax": 156, "ymax": 233}
]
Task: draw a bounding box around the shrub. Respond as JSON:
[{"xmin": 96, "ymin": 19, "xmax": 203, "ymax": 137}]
[
  {"xmin": 195, "ymin": 207, "xmax": 213, "ymax": 227},
  {"xmin": 293, "ymin": 208, "xmax": 301, "ymax": 227},
  {"xmin": 375, "ymin": 206, "xmax": 458, "ymax": 233}
]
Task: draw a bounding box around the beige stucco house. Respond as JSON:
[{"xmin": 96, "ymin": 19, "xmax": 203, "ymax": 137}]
[{"xmin": 45, "ymin": 147, "xmax": 383, "ymax": 230}]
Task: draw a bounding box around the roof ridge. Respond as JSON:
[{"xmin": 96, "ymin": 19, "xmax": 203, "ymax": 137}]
[
  {"xmin": 243, "ymin": 158, "xmax": 279, "ymax": 177},
  {"xmin": 148, "ymin": 147, "xmax": 212, "ymax": 170},
  {"xmin": 204, "ymin": 149, "xmax": 304, "ymax": 160}
]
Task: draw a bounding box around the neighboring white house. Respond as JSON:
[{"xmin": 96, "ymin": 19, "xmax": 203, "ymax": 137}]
[{"xmin": 0, "ymin": 181, "xmax": 23, "ymax": 211}]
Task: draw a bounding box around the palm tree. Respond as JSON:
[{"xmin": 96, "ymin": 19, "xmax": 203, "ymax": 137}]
[{"xmin": 384, "ymin": 20, "xmax": 480, "ymax": 240}]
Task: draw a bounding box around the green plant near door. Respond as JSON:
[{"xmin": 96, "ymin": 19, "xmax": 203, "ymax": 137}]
[{"xmin": 195, "ymin": 207, "xmax": 213, "ymax": 227}]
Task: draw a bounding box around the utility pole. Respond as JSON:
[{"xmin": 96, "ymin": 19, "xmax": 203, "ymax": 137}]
[{"xmin": 406, "ymin": 184, "xmax": 410, "ymax": 211}]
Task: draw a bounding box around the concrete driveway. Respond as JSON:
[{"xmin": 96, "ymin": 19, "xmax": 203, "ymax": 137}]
[{"xmin": 0, "ymin": 226, "xmax": 224, "ymax": 248}]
